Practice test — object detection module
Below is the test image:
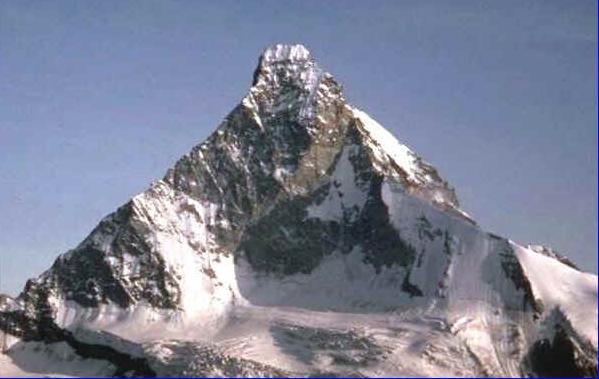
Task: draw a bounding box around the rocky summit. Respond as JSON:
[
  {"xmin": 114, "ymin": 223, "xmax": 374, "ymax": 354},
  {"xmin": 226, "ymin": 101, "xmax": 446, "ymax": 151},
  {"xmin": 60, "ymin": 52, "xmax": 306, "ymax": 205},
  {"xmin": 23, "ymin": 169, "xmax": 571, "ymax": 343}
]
[{"xmin": 1, "ymin": 44, "xmax": 597, "ymax": 377}]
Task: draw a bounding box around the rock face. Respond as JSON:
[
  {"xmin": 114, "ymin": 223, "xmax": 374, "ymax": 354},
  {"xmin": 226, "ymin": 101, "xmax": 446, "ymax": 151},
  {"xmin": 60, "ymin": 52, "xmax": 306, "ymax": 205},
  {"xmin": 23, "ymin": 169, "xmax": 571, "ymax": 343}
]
[{"xmin": 1, "ymin": 44, "xmax": 597, "ymax": 377}]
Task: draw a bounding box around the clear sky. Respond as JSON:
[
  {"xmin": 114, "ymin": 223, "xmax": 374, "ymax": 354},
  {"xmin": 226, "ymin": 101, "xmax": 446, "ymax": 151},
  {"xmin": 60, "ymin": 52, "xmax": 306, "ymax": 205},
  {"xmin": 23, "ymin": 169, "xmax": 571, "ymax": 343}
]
[{"xmin": 1, "ymin": 0, "xmax": 596, "ymax": 296}]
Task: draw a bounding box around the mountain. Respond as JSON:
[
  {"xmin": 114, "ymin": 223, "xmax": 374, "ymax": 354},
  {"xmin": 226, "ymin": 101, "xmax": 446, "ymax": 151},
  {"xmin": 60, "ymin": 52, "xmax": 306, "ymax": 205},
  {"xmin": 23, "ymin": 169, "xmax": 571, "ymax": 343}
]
[{"xmin": 1, "ymin": 44, "xmax": 596, "ymax": 377}]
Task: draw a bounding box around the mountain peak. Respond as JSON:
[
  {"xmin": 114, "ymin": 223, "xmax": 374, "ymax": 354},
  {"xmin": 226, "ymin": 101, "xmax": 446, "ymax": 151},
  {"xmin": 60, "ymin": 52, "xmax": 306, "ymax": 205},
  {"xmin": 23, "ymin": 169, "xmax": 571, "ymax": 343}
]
[
  {"xmin": 248, "ymin": 43, "xmax": 340, "ymax": 125},
  {"xmin": 251, "ymin": 43, "xmax": 326, "ymax": 92},
  {"xmin": 259, "ymin": 43, "xmax": 312, "ymax": 66}
]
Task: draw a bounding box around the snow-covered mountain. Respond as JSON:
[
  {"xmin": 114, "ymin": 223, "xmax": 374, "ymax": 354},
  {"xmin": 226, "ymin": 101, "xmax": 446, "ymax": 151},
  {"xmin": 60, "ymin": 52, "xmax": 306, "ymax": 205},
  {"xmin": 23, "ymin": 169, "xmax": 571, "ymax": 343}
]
[{"xmin": 1, "ymin": 44, "xmax": 596, "ymax": 377}]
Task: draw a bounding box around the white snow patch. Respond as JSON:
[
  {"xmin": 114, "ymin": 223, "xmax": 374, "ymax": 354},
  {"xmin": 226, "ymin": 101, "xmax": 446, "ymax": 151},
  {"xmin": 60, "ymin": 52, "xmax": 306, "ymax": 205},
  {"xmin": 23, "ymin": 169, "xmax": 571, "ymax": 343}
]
[
  {"xmin": 306, "ymin": 144, "xmax": 367, "ymax": 222},
  {"xmin": 351, "ymin": 107, "xmax": 419, "ymax": 182}
]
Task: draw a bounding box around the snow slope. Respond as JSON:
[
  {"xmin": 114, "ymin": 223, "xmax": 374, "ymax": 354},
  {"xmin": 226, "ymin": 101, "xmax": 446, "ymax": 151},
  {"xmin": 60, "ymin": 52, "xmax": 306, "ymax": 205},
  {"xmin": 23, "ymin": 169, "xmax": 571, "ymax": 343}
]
[{"xmin": 515, "ymin": 244, "xmax": 598, "ymax": 345}]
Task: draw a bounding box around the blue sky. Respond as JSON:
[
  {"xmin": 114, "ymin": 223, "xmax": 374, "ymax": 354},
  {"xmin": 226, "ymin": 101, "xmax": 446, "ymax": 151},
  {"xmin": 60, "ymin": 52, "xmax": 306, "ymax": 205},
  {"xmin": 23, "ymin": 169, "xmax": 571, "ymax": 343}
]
[{"xmin": 1, "ymin": 0, "xmax": 596, "ymax": 295}]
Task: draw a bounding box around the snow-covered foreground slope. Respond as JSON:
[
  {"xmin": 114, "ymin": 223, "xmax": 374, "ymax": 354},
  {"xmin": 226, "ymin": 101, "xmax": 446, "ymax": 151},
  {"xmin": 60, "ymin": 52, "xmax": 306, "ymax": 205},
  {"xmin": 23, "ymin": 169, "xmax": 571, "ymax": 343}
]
[
  {"xmin": 1, "ymin": 44, "xmax": 596, "ymax": 377},
  {"xmin": 514, "ymin": 244, "xmax": 598, "ymax": 346}
]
